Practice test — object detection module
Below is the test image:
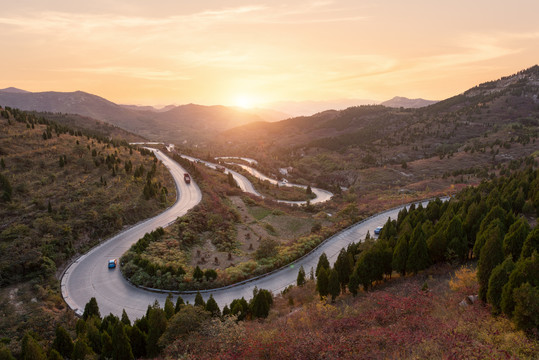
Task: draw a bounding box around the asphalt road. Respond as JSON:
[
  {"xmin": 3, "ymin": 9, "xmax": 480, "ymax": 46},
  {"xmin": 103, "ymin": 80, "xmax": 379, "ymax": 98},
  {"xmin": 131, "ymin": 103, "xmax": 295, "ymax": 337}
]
[
  {"xmin": 61, "ymin": 149, "xmax": 202, "ymax": 318},
  {"xmin": 61, "ymin": 148, "xmax": 428, "ymax": 321}
]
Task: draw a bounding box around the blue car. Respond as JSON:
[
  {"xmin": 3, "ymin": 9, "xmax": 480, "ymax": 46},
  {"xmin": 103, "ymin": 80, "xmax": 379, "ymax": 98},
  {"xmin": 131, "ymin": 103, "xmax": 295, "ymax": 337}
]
[
  {"xmin": 374, "ymin": 226, "xmax": 383, "ymax": 235},
  {"xmin": 108, "ymin": 259, "xmax": 117, "ymax": 269}
]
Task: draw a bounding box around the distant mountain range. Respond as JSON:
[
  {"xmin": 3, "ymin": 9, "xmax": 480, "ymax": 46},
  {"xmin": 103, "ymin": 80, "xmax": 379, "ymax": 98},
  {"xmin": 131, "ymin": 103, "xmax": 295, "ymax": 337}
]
[
  {"xmin": 0, "ymin": 88, "xmax": 281, "ymax": 144},
  {"xmin": 380, "ymin": 96, "xmax": 438, "ymax": 108}
]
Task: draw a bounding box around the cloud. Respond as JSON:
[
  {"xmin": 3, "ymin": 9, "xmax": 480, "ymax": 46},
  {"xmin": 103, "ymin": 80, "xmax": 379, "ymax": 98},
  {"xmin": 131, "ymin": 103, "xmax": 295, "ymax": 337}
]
[{"xmin": 56, "ymin": 66, "xmax": 191, "ymax": 81}]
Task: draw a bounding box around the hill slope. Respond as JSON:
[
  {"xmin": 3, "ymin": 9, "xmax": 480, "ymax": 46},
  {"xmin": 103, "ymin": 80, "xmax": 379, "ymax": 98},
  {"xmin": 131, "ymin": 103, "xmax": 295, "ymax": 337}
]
[
  {"xmin": 381, "ymin": 96, "xmax": 438, "ymax": 108},
  {"xmin": 0, "ymin": 90, "xmax": 264, "ymax": 144}
]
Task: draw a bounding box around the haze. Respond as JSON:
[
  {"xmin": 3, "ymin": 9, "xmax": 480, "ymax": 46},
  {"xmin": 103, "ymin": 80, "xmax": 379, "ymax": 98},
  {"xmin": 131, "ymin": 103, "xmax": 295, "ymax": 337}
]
[{"xmin": 1, "ymin": 0, "xmax": 538, "ymax": 108}]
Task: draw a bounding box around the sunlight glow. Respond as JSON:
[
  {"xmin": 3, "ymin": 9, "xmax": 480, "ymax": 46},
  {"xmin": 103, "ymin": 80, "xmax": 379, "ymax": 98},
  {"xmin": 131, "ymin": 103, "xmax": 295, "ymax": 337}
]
[{"xmin": 235, "ymin": 95, "xmax": 255, "ymax": 109}]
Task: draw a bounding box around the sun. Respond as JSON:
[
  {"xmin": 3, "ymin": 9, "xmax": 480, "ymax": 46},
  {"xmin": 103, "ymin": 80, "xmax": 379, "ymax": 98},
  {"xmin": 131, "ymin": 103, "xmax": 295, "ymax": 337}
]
[{"xmin": 235, "ymin": 95, "xmax": 255, "ymax": 109}]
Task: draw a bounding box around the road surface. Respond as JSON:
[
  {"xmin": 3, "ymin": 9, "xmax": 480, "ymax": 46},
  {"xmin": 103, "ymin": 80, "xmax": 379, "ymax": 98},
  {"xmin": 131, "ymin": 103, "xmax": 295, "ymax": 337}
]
[{"xmin": 61, "ymin": 148, "xmax": 429, "ymax": 321}]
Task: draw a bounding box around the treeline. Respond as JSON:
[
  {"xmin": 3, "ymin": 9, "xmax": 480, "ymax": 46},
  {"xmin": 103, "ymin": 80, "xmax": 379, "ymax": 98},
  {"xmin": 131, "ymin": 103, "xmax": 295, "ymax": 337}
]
[
  {"xmin": 0, "ymin": 289, "xmax": 274, "ymax": 359},
  {"xmin": 314, "ymin": 164, "xmax": 539, "ymax": 332}
]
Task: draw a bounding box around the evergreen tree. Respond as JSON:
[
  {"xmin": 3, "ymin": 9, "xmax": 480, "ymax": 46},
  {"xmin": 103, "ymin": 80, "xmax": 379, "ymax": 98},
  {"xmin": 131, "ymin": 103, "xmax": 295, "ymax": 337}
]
[
  {"xmin": 316, "ymin": 267, "xmax": 329, "ymax": 299},
  {"xmin": 501, "ymin": 254, "xmax": 539, "ymax": 316},
  {"xmin": 47, "ymin": 349, "xmax": 63, "ymax": 360},
  {"xmin": 205, "ymin": 294, "xmax": 221, "ymax": 317},
  {"xmin": 194, "ymin": 292, "xmax": 205, "ymax": 308},
  {"xmin": 392, "ymin": 236, "xmax": 408, "ymax": 276},
  {"xmin": 297, "ymin": 265, "xmax": 306, "ymax": 286},
  {"xmin": 520, "ymin": 228, "xmax": 539, "ymax": 258},
  {"xmin": 86, "ymin": 321, "xmax": 102, "ymax": 354},
  {"xmin": 147, "ymin": 306, "xmax": 167, "ymax": 357},
  {"xmin": 112, "ymin": 323, "xmax": 134, "ymax": 360},
  {"xmin": 315, "ymin": 252, "xmax": 330, "ymax": 277},
  {"xmin": 71, "ymin": 339, "xmax": 92, "ymax": 360},
  {"xmin": 477, "ymin": 230, "xmax": 504, "ymax": 301},
  {"xmin": 83, "ymin": 297, "xmax": 101, "ymax": 320},
  {"xmin": 487, "ymin": 257, "xmax": 515, "ymax": 314},
  {"xmin": 21, "ymin": 333, "xmax": 46, "ymax": 360},
  {"xmin": 306, "ymin": 185, "xmax": 312, "ymax": 195},
  {"xmin": 174, "ymin": 295, "xmax": 185, "ymax": 313},
  {"xmin": 193, "ymin": 266, "xmax": 204, "ymax": 281},
  {"xmin": 121, "ymin": 309, "xmax": 131, "ymax": 326},
  {"xmin": 503, "ymin": 218, "xmax": 530, "ymax": 261},
  {"xmin": 512, "ymin": 282, "xmax": 539, "ymax": 332},
  {"xmin": 348, "ymin": 271, "xmax": 360, "ymax": 296},
  {"xmin": 164, "ymin": 294, "xmax": 175, "ymax": 319},
  {"xmin": 328, "ymin": 268, "xmax": 340, "ymax": 302},
  {"xmin": 52, "ymin": 325, "xmax": 74, "ymax": 358},
  {"xmin": 129, "ymin": 325, "xmax": 147, "ymax": 359},
  {"xmin": 334, "ymin": 249, "xmax": 353, "ymax": 293},
  {"xmin": 251, "ymin": 289, "xmax": 272, "ymax": 319}
]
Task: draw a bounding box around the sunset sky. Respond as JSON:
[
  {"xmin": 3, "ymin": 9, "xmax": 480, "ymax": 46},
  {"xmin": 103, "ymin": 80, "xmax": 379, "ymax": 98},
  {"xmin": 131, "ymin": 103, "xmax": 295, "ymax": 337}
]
[{"xmin": 1, "ymin": 0, "xmax": 538, "ymax": 108}]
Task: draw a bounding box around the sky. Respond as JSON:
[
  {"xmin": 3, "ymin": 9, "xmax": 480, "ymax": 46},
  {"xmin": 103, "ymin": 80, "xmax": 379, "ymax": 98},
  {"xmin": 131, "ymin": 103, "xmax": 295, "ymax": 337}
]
[{"xmin": 1, "ymin": 0, "xmax": 539, "ymax": 108}]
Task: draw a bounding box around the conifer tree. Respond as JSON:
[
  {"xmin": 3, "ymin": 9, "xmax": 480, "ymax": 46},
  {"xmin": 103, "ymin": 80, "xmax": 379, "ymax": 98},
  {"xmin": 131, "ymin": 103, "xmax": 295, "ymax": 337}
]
[
  {"xmin": 297, "ymin": 265, "xmax": 306, "ymax": 286},
  {"xmin": 147, "ymin": 306, "xmax": 167, "ymax": 357},
  {"xmin": 487, "ymin": 257, "xmax": 515, "ymax": 314},
  {"xmin": 348, "ymin": 270, "xmax": 360, "ymax": 296},
  {"xmin": 392, "ymin": 236, "xmax": 408, "ymax": 276},
  {"xmin": 316, "ymin": 267, "xmax": 329, "ymax": 299},
  {"xmin": 83, "ymin": 297, "xmax": 100, "ymax": 320},
  {"xmin": 315, "ymin": 252, "xmax": 330, "ymax": 277},
  {"xmin": 334, "ymin": 248, "xmax": 353, "ymax": 293},
  {"xmin": 251, "ymin": 289, "xmax": 272, "ymax": 319},
  {"xmin": 477, "ymin": 230, "xmax": 504, "ymax": 301},
  {"xmin": 112, "ymin": 323, "xmax": 134, "ymax": 360},
  {"xmin": 503, "ymin": 218, "xmax": 530, "ymax": 261},
  {"xmin": 21, "ymin": 333, "xmax": 46, "ymax": 360},
  {"xmin": 205, "ymin": 294, "xmax": 221, "ymax": 317},
  {"xmin": 174, "ymin": 295, "xmax": 185, "ymax": 313},
  {"xmin": 328, "ymin": 268, "xmax": 340, "ymax": 302},
  {"xmin": 129, "ymin": 325, "xmax": 147, "ymax": 359},
  {"xmin": 52, "ymin": 325, "xmax": 74, "ymax": 358},
  {"xmin": 194, "ymin": 292, "xmax": 205, "ymax": 308},
  {"xmin": 71, "ymin": 339, "xmax": 92, "ymax": 360},
  {"xmin": 520, "ymin": 228, "xmax": 539, "ymax": 258},
  {"xmin": 164, "ymin": 294, "xmax": 175, "ymax": 319},
  {"xmin": 121, "ymin": 309, "xmax": 131, "ymax": 326},
  {"xmin": 193, "ymin": 266, "xmax": 204, "ymax": 281}
]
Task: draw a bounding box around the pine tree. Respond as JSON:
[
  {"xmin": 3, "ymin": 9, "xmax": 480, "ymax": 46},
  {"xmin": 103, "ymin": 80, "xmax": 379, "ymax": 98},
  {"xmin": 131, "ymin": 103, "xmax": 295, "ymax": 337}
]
[
  {"xmin": 129, "ymin": 325, "xmax": 147, "ymax": 359},
  {"xmin": 164, "ymin": 294, "xmax": 175, "ymax": 319},
  {"xmin": 406, "ymin": 236, "xmax": 430, "ymax": 274},
  {"xmin": 520, "ymin": 228, "xmax": 539, "ymax": 258},
  {"xmin": 315, "ymin": 253, "xmax": 330, "ymax": 277},
  {"xmin": 146, "ymin": 306, "xmax": 167, "ymax": 357},
  {"xmin": 503, "ymin": 218, "xmax": 530, "ymax": 261},
  {"xmin": 487, "ymin": 257, "xmax": 515, "ymax": 314},
  {"xmin": 297, "ymin": 265, "xmax": 306, "ymax": 286},
  {"xmin": 52, "ymin": 325, "xmax": 74, "ymax": 358},
  {"xmin": 392, "ymin": 236, "xmax": 408, "ymax": 276},
  {"xmin": 348, "ymin": 271, "xmax": 360, "ymax": 296},
  {"xmin": 194, "ymin": 292, "xmax": 205, "ymax": 307},
  {"xmin": 205, "ymin": 294, "xmax": 221, "ymax": 317},
  {"xmin": 174, "ymin": 295, "xmax": 185, "ymax": 313},
  {"xmin": 121, "ymin": 309, "xmax": 131, "ymax": 326},
  {"xmin": 71, "ymin": 339, "xmax": 92, "ymax": 360},
  {"xmin": 512, "ymin": 282, "xmax": 539, "ymax": 331},
  {"xmin": 328, "ymin": 268, "xmax": 340, "ymax": 302},
  {"xmin": 334, "ymin": 249, "xmax": 353, "ymax": 293},
  {"xmin": 306, "ymin": 185, "xmax": 312, "ymax": 195},
  {"xmin": 251, "ymin": 289, "xmax": 272, "ymax": 319},
  {"xmin": 112, "ymin": 323, "xmax": 134, "ymax": 360},
  {"xmin": 21, "ymin": 333, "xmax": 46, "ymax": 360},
  {"xmin": 193, "ymin": 266, "xmax": 204, "ymax": 281},
  {"xmin": 316, "ymin": 267, "xmax": 329, "ymax": 299},
  {"xmin": 83, "ymin": 297, "xmax": 101, "ymax": 320},
  {"xmin": 477, "ymin": 230, "xmax": 504, "ymax": 301}
]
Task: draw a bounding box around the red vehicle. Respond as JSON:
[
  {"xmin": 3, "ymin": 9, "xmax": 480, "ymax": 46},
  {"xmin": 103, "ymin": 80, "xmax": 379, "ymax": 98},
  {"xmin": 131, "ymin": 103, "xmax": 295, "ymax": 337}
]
[{"xmin": 184, "ymin": 173, "xmax": 191, "ymax": 184}]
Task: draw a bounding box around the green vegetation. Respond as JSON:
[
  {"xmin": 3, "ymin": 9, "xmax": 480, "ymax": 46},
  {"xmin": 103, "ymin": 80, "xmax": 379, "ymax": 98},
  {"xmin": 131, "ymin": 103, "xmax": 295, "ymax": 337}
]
[
  {"xmin": 310, "ymin": 163, "xmax": 539, "ymax": 333},
  {"xmin": 0, "ymin": 106, "xmax": 175, "ymax": 353}
]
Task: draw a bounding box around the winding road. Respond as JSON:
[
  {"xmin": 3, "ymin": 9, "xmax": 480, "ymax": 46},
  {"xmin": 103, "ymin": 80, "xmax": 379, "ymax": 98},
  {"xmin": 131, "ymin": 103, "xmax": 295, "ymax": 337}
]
[{"xmin": 61, "ymin": 149, "xmax": 426, "ymax": 321}]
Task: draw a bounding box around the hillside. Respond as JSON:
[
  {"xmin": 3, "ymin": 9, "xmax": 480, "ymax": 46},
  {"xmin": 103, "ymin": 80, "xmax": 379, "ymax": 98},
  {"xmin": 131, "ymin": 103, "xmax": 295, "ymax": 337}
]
[
  {"xmin": 0, "ymin": 90, "xmax": 265, "ymax": 144},
  {"xmin": 216, "ymin": 66, "xmax": 539, "ymax": 194},
  {"xmin": 0, "ymin": 107, "xmax": 175, "ymax": 349}
]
